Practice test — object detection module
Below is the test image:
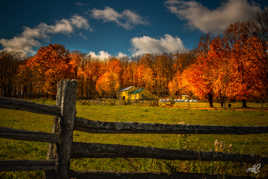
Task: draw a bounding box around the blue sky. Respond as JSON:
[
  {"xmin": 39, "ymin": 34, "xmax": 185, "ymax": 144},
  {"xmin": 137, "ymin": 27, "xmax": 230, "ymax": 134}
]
[{"xmin": 0, "ymin": 0, "xmax": 267, "ymax": 58}]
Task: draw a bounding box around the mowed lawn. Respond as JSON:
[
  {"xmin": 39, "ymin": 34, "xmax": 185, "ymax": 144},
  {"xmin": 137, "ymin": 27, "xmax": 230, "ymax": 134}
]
[{"xmin": 0, "ymin": 99, "xmax": 268, "ymax": 178}]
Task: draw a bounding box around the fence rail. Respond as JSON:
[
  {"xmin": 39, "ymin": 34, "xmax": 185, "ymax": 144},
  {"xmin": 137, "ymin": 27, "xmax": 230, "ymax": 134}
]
[
  {"xmin": 68, "ymin": 170, "xmax": 261, "ymax": 179},
  {"xmin": 75, "ymin": 117, "xmax": 268, "ymax": 134},
  {"xmin": 0, "ymin": 79, "xmax": 267, "ymax": 178},
  {"xmin": 0, "ymin": 96, "xmax": 60, "ymax": 116},
  {"xmin": 0, "ymin": 160, "xmax": 56, "ymax": 171},
  {"xmin": 0, "ymin": 127, "xmax": 58, "ymax": 143},
  {"xmin": 71, "ymin": 142, "xmax": 268, "ymax": 164}
]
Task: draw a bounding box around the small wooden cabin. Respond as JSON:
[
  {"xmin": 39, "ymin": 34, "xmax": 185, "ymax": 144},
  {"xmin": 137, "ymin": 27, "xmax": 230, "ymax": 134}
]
[
  {"xmin": 119, "ymin": 86, "xmax": 155, "ymax": 101},
  {"xmin": 181, "ymin": 95, "xmax": 190, "ymax": 100},
  {"xmin": 119, "ymin": 86, "xmax": 136, "ymax": 101}
]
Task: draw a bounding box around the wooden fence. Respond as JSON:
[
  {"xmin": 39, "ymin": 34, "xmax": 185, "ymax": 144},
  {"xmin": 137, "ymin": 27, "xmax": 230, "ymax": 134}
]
[{"xmin": 0, "ymin": 79, "xmax": 268, "ymax": 178}]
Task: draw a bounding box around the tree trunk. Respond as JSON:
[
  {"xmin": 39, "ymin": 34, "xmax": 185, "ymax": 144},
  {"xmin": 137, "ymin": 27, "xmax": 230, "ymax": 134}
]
[
  {"xmin": 221, "ymin": 101, "xmax": 224, "ymax": 108},
  {"xmin": 242, "ymin": 99, "xmax": 247, "ymax": 108},
  {"xmin": 208, "ymin": 93, "xmax": 213, "ymax": 108},
  {"xmin": 261, "ymin": 99, "xmax": 264, "ymax": 110},
  {"xmin": 220, "ymin": 96, "xmax": 226, "ymax": 108}
]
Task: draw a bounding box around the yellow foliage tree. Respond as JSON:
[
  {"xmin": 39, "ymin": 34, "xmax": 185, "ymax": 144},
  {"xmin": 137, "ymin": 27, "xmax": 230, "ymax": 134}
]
[{"xmin": 96, "ymin": 72, "xmax": 120, "ymax": 98}]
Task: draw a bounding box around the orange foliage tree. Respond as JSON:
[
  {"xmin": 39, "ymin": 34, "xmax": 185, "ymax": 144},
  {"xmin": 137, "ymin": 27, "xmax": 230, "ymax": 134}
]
[
  {"xmin": 135, "ymin": 63, "xmax": 154, "ymax": 91},
  {"xmin": 181, "ymin": 34, "xmax": 217, "ymax": 107},
  {"xmin": 224, "ymin": 22, "xmax": 268, "ymax": 107},
  {"xmin": 168, "ymin": 71, "xmax": 182, "ymax": 97},
  {"xmin": 182, "ymin": 22, "xmax": 268, "ymax": 107},
  {"xmin": 121, "ymin": 62, "xmax": 136, "ymax": 88},
  {"xmin": 95, "ymin": 58, "xmax": 122, "ymax": 98},
  {"xmin": 226, "ymin": 36, "xmax": 268, "ymax": 107},
  {"xmin": 180, "ymin": 34, "xmax": 217, "ymax": 107},
  {"xmin": 153, "ymin": 55, "xmax": 173, "ymax": 96},
  {"xmin": 182, "ymin": 59, "xmax": 215, "ymax": 107},
  {"xmin": 96, "ymin": 71, "xmax": 120, "ymax": 97},
  {"xmin": 208, "ymin": 37, "xmax": 231, "ymax": 107},
  {"xmin": 106, "ymin": 58, "xmax": 122, "ymax": 74},
  {"xmin": 77, "ymin": 58, "xmax": 105, "ymax": 98},
  {"xmin": 168, "ymin": 52, "xmax": 196, "ymax": 98},
  {"xmin": 24, "ymin": 44, "xmax": 74, "ymax": 96}
]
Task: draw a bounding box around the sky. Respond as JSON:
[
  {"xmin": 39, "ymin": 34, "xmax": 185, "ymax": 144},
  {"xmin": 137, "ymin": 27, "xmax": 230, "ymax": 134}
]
[{"xmin": 0, "ymin": 0, "xmax": 267, "ymax": 59}]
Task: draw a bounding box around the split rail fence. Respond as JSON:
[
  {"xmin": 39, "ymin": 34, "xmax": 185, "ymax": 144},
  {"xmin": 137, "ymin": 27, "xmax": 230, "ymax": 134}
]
[{"xmin": 0, "ymin": 79, "xmax": 268, "ymax": 178}]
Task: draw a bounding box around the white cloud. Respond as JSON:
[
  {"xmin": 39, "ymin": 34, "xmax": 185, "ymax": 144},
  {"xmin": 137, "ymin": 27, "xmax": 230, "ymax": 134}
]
[
  {"xmin": 0, "ymin": 15, "xmax": 90, "ymax": 57},
  {"xmin": 92, "ymin": 7, "xmax": 121, "ymax": 23},
  {"xmin": 122, "ymin": 10, "xmax": 147, "ymax": 25},
  {"xmin": 87, "ymin": 51, "xmax": 128, "ymax": 60},
  {"xmin": 71, "ymin": 15, "xmax": 90, "ymax": 29},
  {"xmin": 91, "ymin": 7, "xmax": 147, "ymax": 29},
  {"xmin": 0, "ymin": 37, "xmax": 40, "ymax": 57},
  {"xmin": 165, "ymin": 0, "xmax": 261, "ymax": 33},
  {"xmin": 88, "ymin": 50, "xmax": 111, "ymax": 60},
  {"xmin": 131, "ymin": 34, "xmax": 186, "ymax": 56},
  {"xmin": 117, "ymin": 52, "xmax": 128, "ymax": 58},
  {"xmin": 53, "ymin": 19, "xmax": 73, "ymax": 33}
]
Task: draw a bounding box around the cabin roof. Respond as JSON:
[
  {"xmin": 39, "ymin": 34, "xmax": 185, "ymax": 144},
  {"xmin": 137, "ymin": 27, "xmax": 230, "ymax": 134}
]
[
  {"xmin": 130, "ymin": 88, "xmax": 144, "ymax": 94},
  {"xmin": 120, "ymin": 86, "xmax": 135, "ymax": 92}
]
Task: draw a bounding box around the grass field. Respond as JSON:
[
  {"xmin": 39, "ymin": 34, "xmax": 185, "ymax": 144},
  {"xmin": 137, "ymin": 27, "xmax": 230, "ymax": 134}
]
[{"xmin": 0, "ymin": 99, "xmax": 268, "ymax": 178}]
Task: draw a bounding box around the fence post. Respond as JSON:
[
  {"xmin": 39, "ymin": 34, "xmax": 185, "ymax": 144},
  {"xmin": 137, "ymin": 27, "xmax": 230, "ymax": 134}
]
[
  {"xmin": 46, "ymin": 79, "xmax": 77, "ymax": 179},
  {"xmin": 46, "ymin": 80, "xmax": 64, "ymax": 178}
]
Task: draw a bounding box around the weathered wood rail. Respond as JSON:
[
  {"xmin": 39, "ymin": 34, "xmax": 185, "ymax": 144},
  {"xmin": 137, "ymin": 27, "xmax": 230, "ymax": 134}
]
[
  {"xmin": 0, "ymin": 160, "xmax": 56, "ymax": 171},
  {"xmin": 0, "ymin": 79, "xmax": 267, "ymax": 178},
  {"xmin": 75, "ymin": 117, "xmax": 268, "ymax": 134},
  {"xmin": 0, "ymin": 96, "xmax": 60, "ymax": 116},
  {"xmin": 0, "ymin": 80, "xmax": 77, "ymax": 179},
  {"xmin": 71, "ymin": 142, "xmax": 268, "ymax": 164},
  {"xmin": 0, "ymin": 127, "xmax": 58, "ymax": 143},
  {"xmin": 68, "ymin": 170, "xmax": 259, "ymax": 179}
]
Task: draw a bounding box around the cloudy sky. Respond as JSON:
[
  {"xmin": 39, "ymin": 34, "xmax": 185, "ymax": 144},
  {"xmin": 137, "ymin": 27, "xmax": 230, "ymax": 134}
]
[{"xmin": 0, "ymin": 0, "xmax": 267, "ymax": 58}]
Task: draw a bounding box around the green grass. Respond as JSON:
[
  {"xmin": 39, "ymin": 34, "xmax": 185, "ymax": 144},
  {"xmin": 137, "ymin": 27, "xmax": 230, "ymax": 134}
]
[{"xmin": 0, "ymin": 99, "xmax": 268, "ymax": 178}]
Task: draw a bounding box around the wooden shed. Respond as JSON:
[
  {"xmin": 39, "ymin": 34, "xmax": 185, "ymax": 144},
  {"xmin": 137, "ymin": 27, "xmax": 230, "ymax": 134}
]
[
  {"xmin": 119, "ymin": 86, "xmax": 136, "ymax": 101},
  {"xmin": 119, "ymin": 86, "xmax": 155, "ymax": 101}
]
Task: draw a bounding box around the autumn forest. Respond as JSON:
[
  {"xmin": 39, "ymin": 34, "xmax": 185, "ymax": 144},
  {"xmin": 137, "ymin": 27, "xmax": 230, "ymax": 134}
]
[{"xmin": 0, "ymin": 21, "xmax": 267, "ymax": 108}]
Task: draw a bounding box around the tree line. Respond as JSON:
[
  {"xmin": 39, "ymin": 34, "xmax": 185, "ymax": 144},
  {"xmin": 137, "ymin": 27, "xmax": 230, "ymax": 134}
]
[
  {"xmin": 0, "ymin": 44, "xmax": 196, "ymax": 98},
  {"xmin": 0, "ymin": 19, "xmax": 267, "ymax": 107}
]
